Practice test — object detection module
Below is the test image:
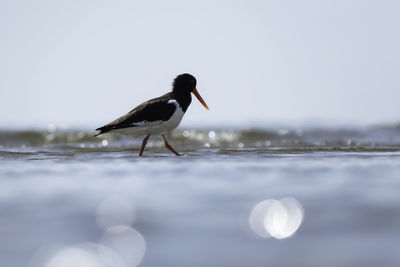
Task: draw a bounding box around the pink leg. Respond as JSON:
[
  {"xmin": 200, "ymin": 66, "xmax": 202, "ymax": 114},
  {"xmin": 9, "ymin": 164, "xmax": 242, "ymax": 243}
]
[
  {"xmin": 139, "ymin": 134, "xmax": 150, "ymax": 156},
  {"xmin": 162, "ymin": 135, "xmax": 181, "ymax": 156}
]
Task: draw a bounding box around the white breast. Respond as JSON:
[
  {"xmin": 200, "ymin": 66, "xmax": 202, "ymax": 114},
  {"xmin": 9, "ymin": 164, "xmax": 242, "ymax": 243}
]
[{"xmin": 164, "ymin": 100, "xmax": 185, "ymax": 131}]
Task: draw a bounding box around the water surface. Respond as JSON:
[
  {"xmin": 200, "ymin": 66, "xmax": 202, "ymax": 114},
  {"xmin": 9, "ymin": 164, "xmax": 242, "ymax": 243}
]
[{"xmin": 1, "ymin": 125, "xmax": 400, "ymax": 267}]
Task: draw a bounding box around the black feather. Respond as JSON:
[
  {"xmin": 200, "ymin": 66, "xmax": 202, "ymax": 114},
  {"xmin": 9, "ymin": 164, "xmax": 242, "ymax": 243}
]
[{"xmin": 95, "ymin": 93, "xmax": 177, "ymax": 136}]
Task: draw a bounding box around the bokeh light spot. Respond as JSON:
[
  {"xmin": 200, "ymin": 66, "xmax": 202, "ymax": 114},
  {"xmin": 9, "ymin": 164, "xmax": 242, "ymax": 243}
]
[
  {"xmin": 249, "ymin": 198, "xmax": 304, "ymax": 239},
  {"xmin": 101, "ymin": 140, "xmax": 108, "ymax": 147},
  {"xmin": 43, "ymin": 245, "xmax": 105, "ymax": 267},
  {"xmin": 100, "ymin": 226, "xmax": 146, "ymax": 267},
  {"xmin": 208, "ymin": 131, "xmax": 216, "ymax": 139},
  {"xmin": 182, "ymin": 130, "xmax": 190, "ymax": 137},
  {"xmin": 249, "ymin": 199, "xmax": 276, "ymax": 238}
]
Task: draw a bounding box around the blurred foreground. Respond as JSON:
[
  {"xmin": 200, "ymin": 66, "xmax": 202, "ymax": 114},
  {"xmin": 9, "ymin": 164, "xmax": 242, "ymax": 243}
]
[{"xmin": 1, "ymin": 125, "xmax": 400, "ymax": 266}]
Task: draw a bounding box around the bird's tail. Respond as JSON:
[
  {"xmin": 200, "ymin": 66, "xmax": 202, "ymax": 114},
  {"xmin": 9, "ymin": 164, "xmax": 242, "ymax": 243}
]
[{"xmin": 94, "ymin": 125, "xmax": 113, "ymax": 137}]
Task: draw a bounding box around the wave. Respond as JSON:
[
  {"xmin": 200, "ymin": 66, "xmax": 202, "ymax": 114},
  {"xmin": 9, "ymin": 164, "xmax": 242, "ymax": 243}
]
[{"xmin": 0, "ymin": 125, "xmax": 399, "ymax": 149}]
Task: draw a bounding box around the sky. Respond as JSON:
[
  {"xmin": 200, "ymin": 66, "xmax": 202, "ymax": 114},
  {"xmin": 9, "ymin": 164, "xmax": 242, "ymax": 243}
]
[{"xmin": 1, "ymin": 0, "xmax": 399, "ymax": 129}]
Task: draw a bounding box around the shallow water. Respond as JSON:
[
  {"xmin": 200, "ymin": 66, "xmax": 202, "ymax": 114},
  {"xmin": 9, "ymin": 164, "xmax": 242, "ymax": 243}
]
[{"xmin": 1, "ymin": 125, "xmax": 400, "ymax": 267}]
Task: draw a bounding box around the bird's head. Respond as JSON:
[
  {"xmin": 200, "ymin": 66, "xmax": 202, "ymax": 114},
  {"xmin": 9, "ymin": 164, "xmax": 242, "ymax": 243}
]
[{"xmin": 172, "ymin": 73, "xmax": 209, "ymax": 110}]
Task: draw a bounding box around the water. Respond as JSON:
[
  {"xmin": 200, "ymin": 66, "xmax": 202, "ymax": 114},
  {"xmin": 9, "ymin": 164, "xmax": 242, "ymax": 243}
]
[{"xmin": 1, "ymin": 124, "xmax": 400, "ymax": 267}]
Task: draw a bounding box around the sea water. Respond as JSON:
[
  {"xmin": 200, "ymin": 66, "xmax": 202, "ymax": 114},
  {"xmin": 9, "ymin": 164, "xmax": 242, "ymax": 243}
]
[{"xmin": 1, "ymin": 124, "xmax": 400, "ymax": 267}]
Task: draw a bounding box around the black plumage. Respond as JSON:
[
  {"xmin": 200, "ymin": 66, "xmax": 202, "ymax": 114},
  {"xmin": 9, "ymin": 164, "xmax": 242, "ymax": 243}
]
[{"xmin": 95, "ymin": 93, "xmax": 178, "ymax": 136}]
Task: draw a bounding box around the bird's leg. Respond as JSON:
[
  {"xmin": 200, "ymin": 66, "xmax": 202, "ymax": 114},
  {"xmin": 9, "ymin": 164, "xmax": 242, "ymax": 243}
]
[
  {"xmin": 139, "ymin": 134, "xmax": 150, "ymax": 156},
  {"xmin": 162, "ymin": 134, "xmax": 181, "ymax": 156}
]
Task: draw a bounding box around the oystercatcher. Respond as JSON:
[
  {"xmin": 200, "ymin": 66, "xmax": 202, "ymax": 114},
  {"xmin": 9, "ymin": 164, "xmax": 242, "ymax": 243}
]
[{"xmin": 95, "ymin": 73, "xmax": 209, "ymax": 156}]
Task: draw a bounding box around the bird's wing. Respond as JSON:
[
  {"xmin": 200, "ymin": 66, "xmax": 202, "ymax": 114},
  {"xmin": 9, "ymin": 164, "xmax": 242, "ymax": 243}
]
[{"xmin": 95, "ymin": 94, "xmax": 176, "ymax": 135}]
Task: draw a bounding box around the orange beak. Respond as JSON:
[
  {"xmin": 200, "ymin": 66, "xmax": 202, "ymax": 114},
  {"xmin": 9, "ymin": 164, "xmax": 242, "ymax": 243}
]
[{"xmin": 192, "ymin": 88, "xmax": 209, "ymax": 110}]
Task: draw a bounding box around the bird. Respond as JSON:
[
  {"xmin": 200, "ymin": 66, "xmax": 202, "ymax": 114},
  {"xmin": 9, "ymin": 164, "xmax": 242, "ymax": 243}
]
[{"xmin": 95, "ymin": 73, "xmax": 209, "ymax": 156}]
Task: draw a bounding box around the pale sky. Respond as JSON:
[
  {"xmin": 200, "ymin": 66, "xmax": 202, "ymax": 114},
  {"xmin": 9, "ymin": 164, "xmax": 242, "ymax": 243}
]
[{"xmin": 1, "ymin": 0, "xmax": 399, "ymax": 128}]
